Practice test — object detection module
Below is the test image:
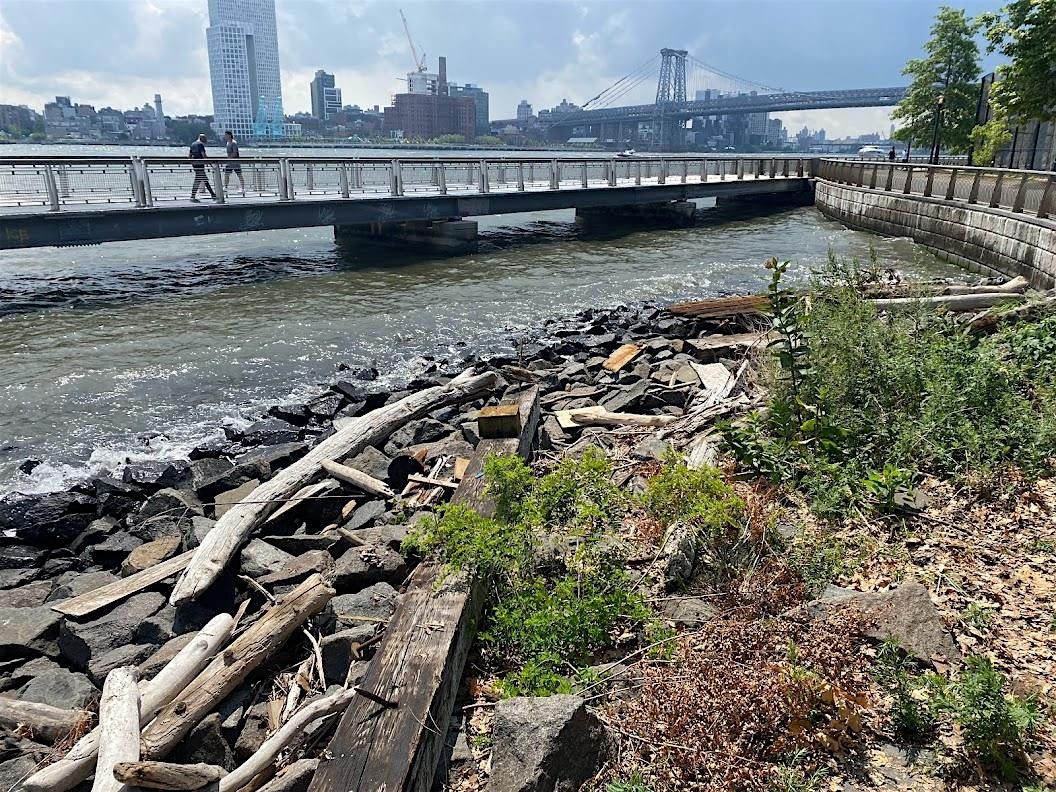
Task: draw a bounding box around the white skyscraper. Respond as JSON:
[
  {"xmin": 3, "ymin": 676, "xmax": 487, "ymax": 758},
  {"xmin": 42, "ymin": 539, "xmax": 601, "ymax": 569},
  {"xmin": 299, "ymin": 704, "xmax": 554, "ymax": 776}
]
[{"xmin": 206, "ymin": 0, "xmax": 284, "ymax": 140}]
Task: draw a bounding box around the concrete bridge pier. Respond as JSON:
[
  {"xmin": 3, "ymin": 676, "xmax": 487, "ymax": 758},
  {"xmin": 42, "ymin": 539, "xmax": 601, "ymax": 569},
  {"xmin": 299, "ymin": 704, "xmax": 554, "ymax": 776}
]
[
  {"xmin": 334, "ymin": 218, "xmax": 479, "ymax": 253},
  {"xmin": 575, "ymin": 200, "xmax": 696, "ymax": 229}
]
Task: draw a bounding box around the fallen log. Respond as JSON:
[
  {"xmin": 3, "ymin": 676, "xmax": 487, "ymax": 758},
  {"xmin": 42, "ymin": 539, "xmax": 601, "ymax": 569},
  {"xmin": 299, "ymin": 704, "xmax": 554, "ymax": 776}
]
[
  {"xmin": 319, "ymin": 459, "xmax": 394, "ymax": 499},
  {"xmin": 555, "ymin": 406, "xmax": 676, "ymax": 429},
  {"xmin": 23, "ymin": 613, "xmax": 235, "ymax": 792},
  {"xmin": 869, "ymin": 292, "xmax": 1027, "ymax": 313},
  {"xmin": 92, "ymin": 666, "xmax": 140, "ymax": 792},
  {"xmin": 0, "ymin": 697, "xmax": 88, "ymax": 743},
  {"xmin": 668, "ymin": 294, "xmax": 769, "ymax": 319},
  {"xmin": 219, "ymin": 688, "xmax": 356, "ymax": 792},
  {"xmin": 142, "ymin": 575, "xmax": 333, "ymax": 758},
  {"xmin": 52, "ymin": 550, "xmax": 195, "ymax": 618},
  {"xmin": 310, "ymin": 385, "xmax": 540, "ymax": 792},
  {"xmin": 171, "ymin": 369, "xmax": 500, "ymax": 605},
  {"xmin": 967, "ymin": 296, "xmax": 1056, "ymax": 334},
  {"xmin": 941, "ymin": 275, "xmax": 1029, "ymax": 295},
  {"xmin": 113, "ymin": 761, "xmax": 226, "ymax": 790}
]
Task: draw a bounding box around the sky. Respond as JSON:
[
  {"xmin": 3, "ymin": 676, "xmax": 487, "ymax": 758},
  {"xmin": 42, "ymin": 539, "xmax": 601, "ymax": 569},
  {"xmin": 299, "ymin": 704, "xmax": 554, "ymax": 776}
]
[{"xmin": 0, "ymin": 0, "xmax": 1003, "ymax": 138}]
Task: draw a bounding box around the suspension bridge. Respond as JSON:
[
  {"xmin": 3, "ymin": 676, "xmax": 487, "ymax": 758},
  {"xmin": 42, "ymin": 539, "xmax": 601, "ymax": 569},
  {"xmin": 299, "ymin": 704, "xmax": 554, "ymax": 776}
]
[{"xmin": 496, "ymin": 49, "xmax": 906, "ymax": 150}]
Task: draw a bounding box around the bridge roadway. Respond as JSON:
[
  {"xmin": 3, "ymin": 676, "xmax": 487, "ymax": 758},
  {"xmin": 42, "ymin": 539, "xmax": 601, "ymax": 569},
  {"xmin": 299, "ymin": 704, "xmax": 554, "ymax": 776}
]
[{"xmin": 0, "ymin": 155, "xmax": 815, "ymax": 250}]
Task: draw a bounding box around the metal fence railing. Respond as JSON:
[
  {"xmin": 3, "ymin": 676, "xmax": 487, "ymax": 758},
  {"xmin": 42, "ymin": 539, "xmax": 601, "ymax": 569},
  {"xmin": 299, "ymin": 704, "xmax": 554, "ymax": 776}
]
[
  {"xmin": 818, "ymin": 159, "xmax": 1056, "ymax": 221},
  {"xmin": 0, "ymin": 155, "xmax": 816, "ymax": 212}
]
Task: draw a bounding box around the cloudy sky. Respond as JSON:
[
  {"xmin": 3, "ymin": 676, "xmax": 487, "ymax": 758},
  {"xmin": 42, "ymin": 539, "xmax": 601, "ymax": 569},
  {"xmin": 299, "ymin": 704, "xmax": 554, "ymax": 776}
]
[{"xmin": 0, "ymin": 0, "xmax": 1001, "ymax": 138}]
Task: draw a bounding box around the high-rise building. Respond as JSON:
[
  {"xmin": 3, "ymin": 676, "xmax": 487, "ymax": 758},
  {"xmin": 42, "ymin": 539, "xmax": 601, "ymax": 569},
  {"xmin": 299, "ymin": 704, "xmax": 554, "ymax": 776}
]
[
  {"xmin": 310, "ymin": 71, "xmax": 342, "ymax": 120},
  {"xmin": 516, "ymin": 100, "xmax": 532, "ymax": 122},
  {"xmin": 206, "ymin": 0, "xmax": 284, "ymax": 140},
  {"xmin": 448, "ymin": 83, "xmax": 488, "ymax": 136},
  {"xmin": 154, "ymin": 94, "xmax": 166, "ymax": 139}
]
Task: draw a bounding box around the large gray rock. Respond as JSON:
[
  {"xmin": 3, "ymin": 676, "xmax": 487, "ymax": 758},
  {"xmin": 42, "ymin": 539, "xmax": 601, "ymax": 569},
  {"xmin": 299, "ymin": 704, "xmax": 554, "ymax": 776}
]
[
  {"xmin": 57, "ymin": 591, "xmax": 167, "ymax": 670},
  {"xmin": 255, "ymin": 758, "xmax": 319, "ymax": 792},
  {"xmin": 488, "ymin": 695, "xmax": 612, "ymax": 792},
  {"xmin": 168, "ymin": 712, "xmax": 234, "ymax": 770},
  {"xmin": 344, "ymin": 446, "xmax": 391, "ymax": 482},
  {"xmin": 811, "ymin": 580, "xmax": 961, "ymax": 666},
  {"xmin": 47, "ymin": 570, "xmax": 119, "ymax": 603},
  {"xmin": 341, "ymin": 500, "xmax": 386, "ymax": 531},
  {"xmin": 240, "ymin": 540, "xmax": 294, "ymax": 578},
  {"xmin": 0, "ymin": 605, "xmax": 61, "ymax": 658},
  {"xmin": 135, "ymin": 487, "xmax": 204, "ymax": 523},
  {"xmin": 19, "ymin": 665, "xmax": 97, "ymax": 709},
  {"xmin": 0, "ymin": 491, "xmax": 98, "ymax": 547},
  {"xmin": 320, "ymin": 625, "xmax": 375, "ymax": 686},
  {"xmin": 333, "ymin": 545, "xmax": 408, "ymax": 592},
  {"xmin": 0, "ymin": 580, "xmax": 52, "ymax": 608},
  {"xmin": 328, "ymin": 583, "xmax": 399, "ymax": 628},
  {"xmin": 89, "ymin": 531, "xmax": 144, "ymax": 567}
]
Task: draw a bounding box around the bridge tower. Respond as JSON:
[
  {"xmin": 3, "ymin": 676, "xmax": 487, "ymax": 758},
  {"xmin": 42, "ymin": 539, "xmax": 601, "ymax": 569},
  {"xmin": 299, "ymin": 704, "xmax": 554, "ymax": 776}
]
[{"xmin": 653, "ymin": 48, "xmax": 687, "ymax": 151}]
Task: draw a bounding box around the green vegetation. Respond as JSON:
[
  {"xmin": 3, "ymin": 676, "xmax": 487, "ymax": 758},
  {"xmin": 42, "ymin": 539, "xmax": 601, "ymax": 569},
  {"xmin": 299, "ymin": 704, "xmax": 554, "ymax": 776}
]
[
  {"xmin": 972, "ymin": 0, "xmax": 1056, "ymax": 163},
  {"xmin": 405, "ymin": 448, "xmax": 651, "ymax": 696},
  {"xmin": 640, "ymin": 453, "xmax": 743, "ymax": 530},
  {"xmin": 722, "ymin": 259, "xmax": 1056, "ymax": 516},
  {"xmin": 606, "ymin": 775, "xmax": 653, "ymax": 792},
  {"xmin": 891, "ymin": 6, "xmax": 981, "ymax": 154}
]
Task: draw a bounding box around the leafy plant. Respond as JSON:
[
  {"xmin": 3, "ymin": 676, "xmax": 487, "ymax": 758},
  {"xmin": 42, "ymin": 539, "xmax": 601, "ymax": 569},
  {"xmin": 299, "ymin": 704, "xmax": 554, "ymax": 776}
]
[
  {"xmin": 961, "ymin": 601, "xmax": 996, "ymax": 631},
  {"xmin": 859, "ymin": 464, "xmax": 915, "ymax": 515},
  {"xmin": 640, "ymin": 453, "xmax": 743, "ymax": 531},
  {"xmin": 606, "ymin": 775, "xmax": 653, "ymax": 792}
]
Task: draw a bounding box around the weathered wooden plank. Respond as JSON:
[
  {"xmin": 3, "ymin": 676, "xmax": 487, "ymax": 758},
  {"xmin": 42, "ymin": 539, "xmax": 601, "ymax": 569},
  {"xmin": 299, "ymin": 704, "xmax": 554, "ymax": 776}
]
[
  {"xmin": 685, "ymin": 331, "xmax": 772, "ymax": 362},
  {"xmin": 602, "ymin": 343, "xmax": 642, "ymax": 372},
  {"xmin": 668, "ymin": 293, "xmax": 769, "ymax": 319},
  {"xmin": 555, "ymin": 406, "xmax": 677, "ymax": 429},
  {"xmin": 0, "ymin": 697, "xmax": 88, "ymax": 743},
  {"xmin": 310, "ymin": 385, "xmax": 540, "ymax": 792},
  {"xmin": 113, "ymin": 761, "xmax": 226, "ymax": 791},
  {"xmin": 51, "ymin": 550, "xmax": 195, "ymax": 618},
  {"xmin": 477, "ymin": 404, "xmax": 521, "ymax": 438}
]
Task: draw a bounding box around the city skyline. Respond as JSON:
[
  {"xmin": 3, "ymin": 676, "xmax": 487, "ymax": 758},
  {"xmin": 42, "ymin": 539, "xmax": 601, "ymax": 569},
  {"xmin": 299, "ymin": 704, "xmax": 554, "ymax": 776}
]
[{"xmin": 0, "ymin": 0, "xmax": 1003, "ymax": 138}]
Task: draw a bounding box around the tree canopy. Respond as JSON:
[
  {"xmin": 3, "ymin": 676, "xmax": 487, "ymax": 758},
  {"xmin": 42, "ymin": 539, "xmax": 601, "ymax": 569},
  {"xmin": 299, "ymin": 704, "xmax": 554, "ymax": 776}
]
[{"xmin": 891, "ymin": 6, "xmax": 981, "ymax": 154}]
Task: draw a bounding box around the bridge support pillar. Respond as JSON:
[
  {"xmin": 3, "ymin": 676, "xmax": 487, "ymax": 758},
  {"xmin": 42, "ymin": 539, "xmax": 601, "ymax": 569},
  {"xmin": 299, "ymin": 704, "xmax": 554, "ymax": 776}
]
[
  {"xmin": 575, "ymin": 200, "xmax": 696, "ymax": 229},
  {"xmin": 714, "ymin": 187, "xmax": 814, "ymax": 209},
  {"xmin": 334, "ymin": 218, "xmax": 478, "ymax": 253}
]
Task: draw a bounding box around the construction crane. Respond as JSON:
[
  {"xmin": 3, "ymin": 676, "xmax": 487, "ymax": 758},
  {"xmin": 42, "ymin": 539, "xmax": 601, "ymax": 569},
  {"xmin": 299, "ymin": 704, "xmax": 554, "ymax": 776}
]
[{"xmin": 399, "ymin": 9, "xmax": 427, "ymax": 74}]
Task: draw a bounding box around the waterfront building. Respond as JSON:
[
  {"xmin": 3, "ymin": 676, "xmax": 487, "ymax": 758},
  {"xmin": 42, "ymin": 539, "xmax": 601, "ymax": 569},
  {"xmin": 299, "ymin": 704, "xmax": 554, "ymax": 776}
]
[
  {"xmin": 206, "ymin": 0, "xmax": 284, "ymax": 140},
  {"xmin": 383, "ymin": 92, "xmax": 476, "ymax": 140},
  {"xmin": 448, "ymin": 83, "xmax": 489, "ymax": 136},
  {"xmin": 154, "ymin": 94, "xmax": 166, "ymax": 139},
  {"xmin": 310, "ymin": 70, "xmax": 343, "ymax": 120},
  {"xmin": 517, "ymin": 100, "xmax": 532, "ymax": 122}
]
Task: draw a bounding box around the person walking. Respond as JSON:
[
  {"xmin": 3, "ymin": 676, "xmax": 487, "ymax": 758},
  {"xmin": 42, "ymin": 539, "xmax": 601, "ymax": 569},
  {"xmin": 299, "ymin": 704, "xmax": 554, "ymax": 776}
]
[
  {"xmin": 189, "ymin": 133, "xmax": 216, "ymax": 203},
  {"xmin": 888, "ymin": 146, "xmax": 896, "ymax": 161},
  {"xmin": 223, "ymin": 130, "xmax": 245, "ymax": 195}
]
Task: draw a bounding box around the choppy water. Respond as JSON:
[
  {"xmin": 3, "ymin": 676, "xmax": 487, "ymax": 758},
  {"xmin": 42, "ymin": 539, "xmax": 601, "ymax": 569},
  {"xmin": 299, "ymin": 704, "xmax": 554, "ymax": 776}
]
[{"xmin": 0, "ymin": 161, "xmax": 962, "ymax": 495}]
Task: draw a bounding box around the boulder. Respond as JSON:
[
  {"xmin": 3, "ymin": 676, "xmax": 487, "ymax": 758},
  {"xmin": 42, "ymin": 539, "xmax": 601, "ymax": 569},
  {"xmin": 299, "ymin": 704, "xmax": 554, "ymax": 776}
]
[
  {"xmin": 136, "ymin": 488, "xmax": 204, "ymax": 522},
  {"xmin": 168, "ymin": 712, "xmax": 234, "ymax": 770},
  {"xmin": 190, "ymin": 515, "xmax": 217, "ymax": 546},
  {"xmin": 631, "ymin": 435, "xmax": 670, "ymax": 462},
  {"xmin": 342, "ymin": 500, "xmax": 386, "ymax": 532},
  {"xmin": 234, "ymin": 700, "xmax": 272, "ymax": 759},
  {"xmin": 138, "ymin": 633, "xmax": 196, "ymax": 679},
  {"xmin": 241, "ymin": 418, "xmax": 301, "ymax": 447},
  {"xmin": 71, "ymin": 516, "xmax": 119, "ymax": 553},
  {"xmin": 121, "ymin": 535, "xmax": 182, "ymax": 576},
  {"xmin": 57, "ymin": 591, "xmax": 166, "ymax": 670},
  {"xmin": 810, "ymin": 580, "xmax": 961, "ymax": 666},
  {"xmin": 328, "ymin": 583, "xmax": 399, "ymax": 628},
  {"xmin": 333, "ymin": 545, "xmax": 408, "ymax": 592},
  {"xmin": 0, "ymin": 580, "xmax": 52, "ymax": 608},
  {"xmin": 660, "ymin": 523, "xmax": 697, "ymax": 591},
  {"xmin": 257, "ymin": 550, "xmax": 336, "ymax": 588},
  {"xmin": 488, "ymin": 695, "xmax": 612, "ymax": 792},
  {"xmin": 0, "ymin": 491, "xmax": 97, "ymax": 547},
  {"xmin": 234, "ymin": 442, "xmax": 307, "ymax": 475},
  {"xmin": 0, "ymin": 751, "xmax": 44, "ymax": 791},
  {"xmin": 353, "ymin": 524, "xmax": 408, "ymax": 552},
  {"xmin": 262, "ymin": 532, "xmax": 341, "ymax": 555},
  {"xmin": 382, "ymin": 418, "xmax": 451, "ymax": 457},
  {"xmin": 89, "ymin": 531, "xmax": 143, "ymax": 568},
  {"xmin": 320, "ymin": 626, "xmax": 375, "ymax": 686},
  {"xmin": 0, "ymin": 606, "xmax": 61, "ymax": 658},
  {"xmin": 240, "ymin": 540, "xmax": 294, "ymax": 579},
  {"xmin": 0, "ymin": 543, "xmax": 46, "ymax": 571},
  {"xmin": 20, "ymin": 665, "xmax": 97, "ymax": 709},
  {"xmin": 659, "ymin": 597, "xmax": 719, "ymax": 629},
  {"xmin": 47, "ymin": 570, "xmax": 119, "ymax": 603},
  {"xmin": 343, "ymin": 446, "xmax": 392, "ymax": 483},
  {"xmin": 307, "ymin": 393, "xmax": 343, "ymax": 421},
  {"xmin": 0, "ymin": 568, "xmax": 40, "ymax": 590}
]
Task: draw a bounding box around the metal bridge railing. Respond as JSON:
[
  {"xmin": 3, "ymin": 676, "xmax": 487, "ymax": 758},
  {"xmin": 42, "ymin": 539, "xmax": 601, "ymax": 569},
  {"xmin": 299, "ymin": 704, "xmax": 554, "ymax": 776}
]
[
  {"xmin": 818, "ymin": 159, "xmax": 1056, "ymax": 221},
  {"xmin": 0, "ymin": 155, "xmax": 816, "ymax": 212}
]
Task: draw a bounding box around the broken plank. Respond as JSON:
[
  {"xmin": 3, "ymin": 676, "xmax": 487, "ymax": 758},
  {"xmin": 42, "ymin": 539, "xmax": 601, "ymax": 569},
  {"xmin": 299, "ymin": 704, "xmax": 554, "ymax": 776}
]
[
  {"xmin": 555, "ymin": 406, "xmax": 676, "ymax": 429},
  {"xmin": 51, "ymin": 550, "xmax": 195, "ymax": 619},
  {"xmin": 685, "ymin": 331, "xmax": 772, "ymax": 362},
  {"xmin": 668, "ymin": 293, "xmax": 769, "ymax": 319},
  {"xmin": 453, "ymin": 457, "xmax": 470, "ymax": 481},
  {"xmin": 689, "ymin": 362, "xmax": 736, "ymax": 404},
  {"xmin": 602, "ymin": 343, "xmax": 642, "ymax": 372},
  {"xmin": 310, "ymin": 385, "xmax": 540, "ymax": 792},
  {"xmin": 405, "ymin": 474, "xmax": 458, "ymax": 490},
  {"xmin": 319, "ymin": 459, "xmax": 394, "ymax": 499}
]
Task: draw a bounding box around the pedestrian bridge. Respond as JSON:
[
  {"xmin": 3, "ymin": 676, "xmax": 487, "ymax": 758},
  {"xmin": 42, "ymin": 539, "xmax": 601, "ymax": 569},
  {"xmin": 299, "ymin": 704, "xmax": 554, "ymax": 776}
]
[{"xmin": 0, "ymin": 155, "xmax": 815, "ymax": 250}]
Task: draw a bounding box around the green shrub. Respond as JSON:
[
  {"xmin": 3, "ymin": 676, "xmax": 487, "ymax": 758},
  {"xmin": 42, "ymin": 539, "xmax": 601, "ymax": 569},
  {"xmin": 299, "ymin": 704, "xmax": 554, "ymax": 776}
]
[
  {"xmin": 530, "ymin": 446, "xmax": 626, "ymax": 536},
  {"xmin": 606, "ymin": 775, "xmax": 653, "ymax": 792},
  {"xmin": 402, "ymin": 503, "xmax": 533, "ymax": 581},
  {"xmin": 640, "ymin": 454, "xmax": 743, "ymax": 530}
]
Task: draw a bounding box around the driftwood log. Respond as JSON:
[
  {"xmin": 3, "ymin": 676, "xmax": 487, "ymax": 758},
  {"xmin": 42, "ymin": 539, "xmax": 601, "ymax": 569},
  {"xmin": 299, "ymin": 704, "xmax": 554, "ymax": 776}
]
[
  {"xmin": 0, "ymin": 697, "xmax": 88, "ymax": 743},
  {"xmin": 310, "ymin": 385, "xmax": 540, "ymax": 792},
  {"xmin": 219, "ymin": 688, "xmax": 356, "ymax": 791},
  {"xmin": 91, "ymin": 666, "xmax": 140, "ymax": 792},
  {"xmin": 171, "ymin": 369, "xmax": 501, "ymax": 605},
  {"xmin": 555, "ymin": 406, "xmax": 677, "ymax": 429},
  {"xmin": 869, "ymin": 292, "xmax": 1027, "ymax": 313},
  {"xmin": 668, "ymin": 293, "xmax": 769, "ymax": 319},
  {"xmin": 319, "ymin": 459, "xmax": 394, "ymax": 499},
  {"xmin": 142, "ymin": 575, "xmax": 333, "ymax": 758},
  {"xmin": 23, "ymin": 613, "xmax": 235, "ymax": 792},
  {"xmin": 113, "ymin": 761, "xmax": 227, "ymax": 790}
]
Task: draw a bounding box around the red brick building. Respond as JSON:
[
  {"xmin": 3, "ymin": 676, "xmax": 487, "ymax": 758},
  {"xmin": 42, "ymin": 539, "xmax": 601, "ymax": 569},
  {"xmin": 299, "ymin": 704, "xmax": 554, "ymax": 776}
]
[{"xmin": 383, "ymin": 93, "xmax": 476, "ymax": 141}]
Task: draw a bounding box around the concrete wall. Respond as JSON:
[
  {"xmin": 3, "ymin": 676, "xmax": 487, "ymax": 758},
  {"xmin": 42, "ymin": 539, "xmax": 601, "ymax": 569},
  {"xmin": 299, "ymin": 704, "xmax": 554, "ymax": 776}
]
[{"xmin": 815, "ymin": 180, "xmax": 1056, "ymax": 289}]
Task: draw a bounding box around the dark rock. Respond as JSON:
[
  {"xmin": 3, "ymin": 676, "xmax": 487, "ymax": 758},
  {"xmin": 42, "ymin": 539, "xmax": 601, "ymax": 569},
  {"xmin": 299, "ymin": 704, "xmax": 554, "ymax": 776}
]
[
  {"xmin": 267, "ymin": 403, "xmax": 310, "ymax": 427},
  {"xmin": 386, "ymin": 455, "xmax": 425, "ymax": 492},
  {"xmin": 327, "ymin": 583, "xmax": 399, "ymax": 628},
  {"xmin": 257, "ymin": 550, "xmax": 335, "ymax": 588},
  {"xmin": 16, "ymin": 460, "xmax": 40, "ymax": 475},
  {"xmin": 241, "ymin": 418, "xmax": 301, "ymax": 447},
  {"xmin": 169, "ymin": 712, "xmax": 234, "ymax": 770},
  {"xmin": 263, "ymin": 478, "xmax": 343, "ymax": 534},
  {"xmin": 234, "ymin": 442, "xmax": 307, "ymax": 475},
  {"xmin": 809, "ymin": 580, "xmax": 960, "ymax": 667},
  {"xmin": 354, "ymin": 523, "xmax": 409, "ymax": 552},
  {"xmin": 0, "ymin": 580, "xmax": 52, "ymax": 608},
  {"xmin": 19, "ymin": 665, "xmax": 97, "ymax": 708},
  {"xmin": 189, "ymin": 515, "xmax": 217, "ymax": 547},
  {"xmin": 540, "ymin": 416, "xmax": 566, "ymax": 450},
  {"xmin": 135, "ymin": 487, "xmax": 204, "ymax": 523},
  {"xmin": 306, "ymin": 393, "xmax": 343, "ymax": 421},
  {"xmin": 214, "ymin": 480, "xmax": 259, "ymax": 519},
  {"xmin": 87, "ymin": 643, "xmax": 157, "ymax": 685},
  {"xmin": 320, "ymin": 626, "xmax": 375, "ymax": 685},
  {"xmin": 122, "ymin": 459, "xmax": 191, "ymax": 490},
  {"xmin": 344, "ymin": 446, "xmax": 392, "ymax": 483},
  {"xmin": 342, "ymin": 500, "xmax": 386, "ymax": 532},
  {"xmin": 41, "ymin": 554, "xmax": 78, "ymax": 579},
  {"xmin": 0, "ymin": 543, "xmax": 46, "ymax": 571},
  {"xmin": 176, "ymin": 457, "xmax": 236, "ymax": 499},
  {"xmin": 57, "ymin": 591, "xmax": 167, "ymax": 670},
  {"xmin": 332, "ymin": 381, "xmax": 388, "ymax": 412},
  {"xmin": 0, "ymin": 567, "xmax": 39, "ymax": 590},
  {"xmin": 189, "ymin": 436, "xmax": 234, "ymax": 460},
  {"xmin": 631, "ymin": 435, "xmax": 670, "ymax": 462},
  {"xmin": 382, "ymin": 418, "xmax": 451, "ymax": 457},
  {"xmin": 0, "ymin": 752, "xmax": 43, "ymax": 790},
  {"xmin": 659, "ymin": 597, "xmax": 719, "ymax": 629},
  {"xmin": 262, "ymin": 532, "xmax": 341, "ymax": 555},
  {"xmin": 46, "ymin": 570, "xmax": 119, "ymax": 603},
  {"xmin": 240, "ymin": 540, "xmax": 294, "ymax": 578},
  {"xmin": 404, "ymin": 432, "xmax": 476, "ymax": 466},
  {"xmin": 93, "ymin": 477, "xmax": 140, "ymax": 519},
  {"xmin": 0, "ymin": 605, "xmax": 61, "ymax": 658},
  {"xmin": 121, "ymin": 535, "xmax": 182, "ymax": 576},
  {"xmin": 71, "ymin": 516, "xmax": 119, "ymax": 553},
  {"xmin": 333, "ymin": 545, "xmax": 408, "ymax": 592},
  {"xmin": 234, "ymin": 701, "xmax": 271, "ymax": 760},
  {"xmin": 0, "ymin": 491, "xmax": 97, "ymax": 547},
  {"xmin": 488, "ymin": 695, "xmax": 612, "ymax": 792},
  {"xmin": 90, "ymin": 531, "xmax": 144, "ymax": 567}
]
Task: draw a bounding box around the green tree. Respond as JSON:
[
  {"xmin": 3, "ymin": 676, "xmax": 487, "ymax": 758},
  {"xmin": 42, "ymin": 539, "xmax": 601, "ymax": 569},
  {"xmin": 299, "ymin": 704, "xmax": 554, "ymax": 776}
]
[
  {"xmin": 891, "ymin": 6, "xmax": 981, "ymax": 156},
  {"xmin": 972, "ymin": 0, "xmax": 1056, "ymax": 164}
]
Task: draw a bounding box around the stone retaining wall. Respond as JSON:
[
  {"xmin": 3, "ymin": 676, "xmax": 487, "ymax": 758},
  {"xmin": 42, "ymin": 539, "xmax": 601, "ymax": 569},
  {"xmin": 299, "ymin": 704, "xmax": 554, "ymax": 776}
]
[{"xmin": 815, "ymin": 180, "xmax": 1056, "ymax": 289}]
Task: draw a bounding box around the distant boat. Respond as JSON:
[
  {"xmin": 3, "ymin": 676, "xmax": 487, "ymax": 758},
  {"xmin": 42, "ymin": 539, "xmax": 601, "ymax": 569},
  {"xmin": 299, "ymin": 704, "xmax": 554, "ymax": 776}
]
[{"xmin": 616, "ymin": 149, "xmax": 636, "ymax": 158}]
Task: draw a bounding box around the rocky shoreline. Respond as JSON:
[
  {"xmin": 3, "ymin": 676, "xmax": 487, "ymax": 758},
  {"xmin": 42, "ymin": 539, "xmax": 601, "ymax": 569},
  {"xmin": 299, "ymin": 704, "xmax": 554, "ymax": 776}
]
[{"xmin": 0, "ymin": 296, "xmax": 755, "ymax": 790}]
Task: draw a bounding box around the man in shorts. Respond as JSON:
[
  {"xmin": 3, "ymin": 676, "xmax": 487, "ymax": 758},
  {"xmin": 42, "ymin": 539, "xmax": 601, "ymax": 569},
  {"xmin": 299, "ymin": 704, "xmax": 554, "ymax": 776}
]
[
  {"xmin": 189, "ymin": 133, "xmax": 216, "ymax": 202},
  {"xmin": 223, "ymin": 130, "xmax": 245, "ymax": 195}
]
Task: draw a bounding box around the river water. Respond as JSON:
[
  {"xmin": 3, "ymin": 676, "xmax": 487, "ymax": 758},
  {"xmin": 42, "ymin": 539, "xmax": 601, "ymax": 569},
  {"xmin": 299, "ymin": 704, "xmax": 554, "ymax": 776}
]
[{"xmin": 0, "ymin": 146, "xmax": 961, "ymax": 495}]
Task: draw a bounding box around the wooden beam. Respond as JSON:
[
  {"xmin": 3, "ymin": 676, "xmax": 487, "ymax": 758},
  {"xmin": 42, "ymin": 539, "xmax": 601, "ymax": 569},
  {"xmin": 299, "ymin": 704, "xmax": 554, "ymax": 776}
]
[
  {"xmin": 602, "ymin": 343, "xmax": 642, "ymax": 372},
  {"xmin": 113, "ymin": 761, "xmax": 226, "ymax": 791},
  {"xmin": 92, "ymin": 667, "xmax": 140, "ymax": 792},
  {"xmin": 309, "ymin": 385, "xmax": 540, "ymax": 792},
  {"xmin": 667, "ymin": 293, "xmax": 769, "ymax": 319},
  {"xmin": 319, "ymin": 459, "xmax": 394, "ymax": 499},
  {"xmin": 171, "ymin": 370, "xmax": 500, "ymax": 605},
  {"xmin": 477, "ymin": 404, "xmax": 521, "ymax": 438},
  {"xmin": 51, "ymin": 550, "xmax": 194, "ymax": 618}
]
